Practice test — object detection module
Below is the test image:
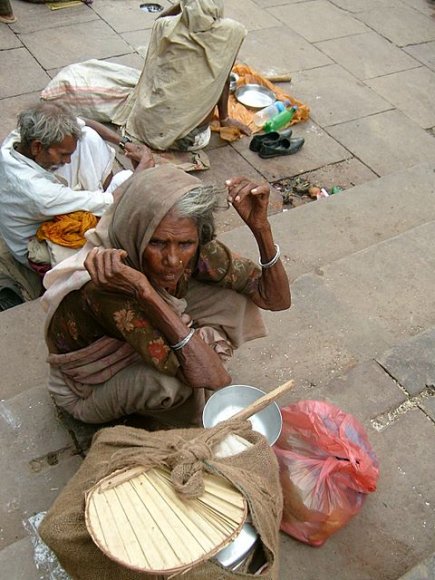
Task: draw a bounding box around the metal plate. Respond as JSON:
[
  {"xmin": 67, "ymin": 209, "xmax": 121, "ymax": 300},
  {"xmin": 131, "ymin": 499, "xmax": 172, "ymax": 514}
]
[
  {"xmin": 202, "ymin": 384, "xmax": 282, "ymax": 445},
  {"xmin": 235, "ymin": 84, "xmax": 275, "ymax": 109}
]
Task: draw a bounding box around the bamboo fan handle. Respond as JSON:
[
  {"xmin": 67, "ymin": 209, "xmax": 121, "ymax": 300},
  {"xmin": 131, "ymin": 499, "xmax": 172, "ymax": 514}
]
[
  {"xmin": 264, "ymin": 73, "xmax": 292, "ymax": 83},
  {"xmin": 230, "ymin": 380, "xmax": 294, "ymax": 422}
]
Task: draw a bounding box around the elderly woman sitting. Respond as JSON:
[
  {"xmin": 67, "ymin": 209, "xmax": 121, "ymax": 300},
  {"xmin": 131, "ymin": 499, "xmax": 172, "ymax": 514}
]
[{"xmin": 42, "ymin": 165, "xmax": 290, "ymax": 425}]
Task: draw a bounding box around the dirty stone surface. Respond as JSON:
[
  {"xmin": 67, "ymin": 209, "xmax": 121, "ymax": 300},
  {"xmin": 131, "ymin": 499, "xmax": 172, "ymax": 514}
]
[
  {"xmin": 0, "ymin": 0, "xmax": 435, "ymax": 578},
  {"xmin": 377, "ymin": 328, "xmax": 435, "ymax": 396}
]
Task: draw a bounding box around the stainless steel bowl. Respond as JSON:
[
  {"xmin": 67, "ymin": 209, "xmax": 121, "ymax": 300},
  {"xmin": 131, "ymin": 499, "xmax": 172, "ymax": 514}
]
[
  {"xmin": 214, "ymin": 523, "xmax": 258, "ymax": 569},
  {"xmin": 235, "ymin": 84, "xmax": 276, "ymax": 109},
  {"xmin": 202, "ymin": 384, "xmax": 282, "ymax": 445}
]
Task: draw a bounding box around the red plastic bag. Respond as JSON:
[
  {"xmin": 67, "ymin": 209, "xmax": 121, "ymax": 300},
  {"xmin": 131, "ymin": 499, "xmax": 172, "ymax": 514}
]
[{"xmin": 273, "ymin": 400, "xmax": 379, "ymax": 546}]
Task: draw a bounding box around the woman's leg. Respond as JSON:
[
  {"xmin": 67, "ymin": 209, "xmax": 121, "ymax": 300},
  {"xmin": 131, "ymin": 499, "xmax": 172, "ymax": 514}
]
[
  {"xmin": 50, "ymin": 362, "xmax": 193, "ymax": 425},
  {"xmin": 184, "ymin": 280, "xmax": 267, "ymax": 349}
]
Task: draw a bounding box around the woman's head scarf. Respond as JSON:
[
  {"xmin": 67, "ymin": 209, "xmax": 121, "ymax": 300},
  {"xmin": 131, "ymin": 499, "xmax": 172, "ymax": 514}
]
[
  {"xmin": 181, "ymin": 0, "xmax": 223, "ymax": 30},
  {"xmin": 108, "ymin": 165, "xmax": 202, "ymax": 272}
]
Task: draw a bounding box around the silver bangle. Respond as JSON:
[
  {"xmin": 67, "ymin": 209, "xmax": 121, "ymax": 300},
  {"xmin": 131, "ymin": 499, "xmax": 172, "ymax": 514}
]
[
  {"xmin": 170, "ymin": 328, "xmax": 195, "ymax": 351},
  {"xmin": 259, "ymin": 243, "xmax": 281, "ymax": 269}
]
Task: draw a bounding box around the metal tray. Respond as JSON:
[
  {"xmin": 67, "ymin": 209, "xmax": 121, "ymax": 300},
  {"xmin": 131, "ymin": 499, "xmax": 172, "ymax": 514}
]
[{"xmin": 235, "ymin": 84, "xmax": 276, "ymax": 109}]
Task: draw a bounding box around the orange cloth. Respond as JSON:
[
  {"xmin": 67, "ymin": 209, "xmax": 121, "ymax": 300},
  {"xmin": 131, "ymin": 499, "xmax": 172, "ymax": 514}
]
[
  {"xmin": 212, "ymin": 63, "xmax": 310, "ymax": 141},
  {"xmin": 36, "ymin": 211, "xmax": 99, "ymax": 249}
]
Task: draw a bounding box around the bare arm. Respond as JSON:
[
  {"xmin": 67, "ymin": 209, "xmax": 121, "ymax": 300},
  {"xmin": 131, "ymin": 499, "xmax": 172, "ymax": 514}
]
[
  {"xmin": 83, "ymin": 118, "xmax": 154, "ymax": 172},
  {"xmin": 227, "ymin": 177, "xmax": 291, "ymax": 311},
  {"xmin": 84, "ymin": 249, "xmax": 231, "ymax": 390},
  {"xmin": 218, "ymin": 77, "xmax": 252, "ymax": 136},
  {"xmin": 83, "ymin": 118, "xmax": 121, "ymax": 145}
]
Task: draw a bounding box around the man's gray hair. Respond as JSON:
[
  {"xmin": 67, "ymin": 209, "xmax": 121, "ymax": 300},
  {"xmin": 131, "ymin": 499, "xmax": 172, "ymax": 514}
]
[
  {"xmin": 17, "ymin": 103, "xmax": 82, "ymax": 149},
  {"xmin": 173, "ymin": 184, "xmax": 225, "ymax": 245}
]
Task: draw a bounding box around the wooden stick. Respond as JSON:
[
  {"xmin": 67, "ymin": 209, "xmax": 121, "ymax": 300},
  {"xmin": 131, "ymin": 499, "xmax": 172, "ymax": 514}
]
[
  {"xmin": 230, "ymin": 380, "xmax": 294, "ymax": 422},
  {"xmin": 264, "ymin": 73, "xmax": 292, "ymax": 83}
]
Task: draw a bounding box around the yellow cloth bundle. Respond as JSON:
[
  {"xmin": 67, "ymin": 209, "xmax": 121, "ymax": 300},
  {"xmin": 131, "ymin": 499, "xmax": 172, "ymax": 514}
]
[{"xmin": 36, "ymin": 211, "xmax": 98, "ymax": 248}]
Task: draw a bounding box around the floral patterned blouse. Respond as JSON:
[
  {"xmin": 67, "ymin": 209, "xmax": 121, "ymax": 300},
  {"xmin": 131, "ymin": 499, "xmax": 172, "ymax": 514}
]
[{"xmin": 47, "ymin": 240, "xmax": 261, "ymax": 377}]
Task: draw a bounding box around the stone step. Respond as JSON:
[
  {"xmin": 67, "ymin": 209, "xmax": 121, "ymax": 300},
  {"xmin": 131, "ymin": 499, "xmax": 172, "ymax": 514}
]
[
  {"xmin": 219, "ymin": 161, "xmax": 435, "ymax": 279},
  {"xmin": 1, "ymin": 162, "xmax": 434, "ymax": 401},
  {"xmin": 0, "ymin": 384, "xmax": 81, "ymax": 550},
  {"xmin": 0, "ymin": 298, "xmax": 47, "ymax": 399},
  {"xmin": 0, "ymin": 537, "xmax": 41, "ymax": 580},
  {"xmin": 227, "ymin": 219, "xmax": 435, "ymax": 394}
]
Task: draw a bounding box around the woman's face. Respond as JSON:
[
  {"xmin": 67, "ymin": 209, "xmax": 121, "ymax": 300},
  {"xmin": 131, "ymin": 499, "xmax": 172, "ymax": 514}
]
[{"xmin": 143, "ymin": 210, "xmax": 199, "ymax": 294}]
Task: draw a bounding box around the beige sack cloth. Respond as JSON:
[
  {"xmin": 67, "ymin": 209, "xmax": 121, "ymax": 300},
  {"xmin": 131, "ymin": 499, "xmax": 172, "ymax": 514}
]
[
  {"xmin": 39, "ymin": 421, "xmax": 283, "ymax": 579},
  {"xmin": 41, "ymin": 59, "xmax": 141, "ymax": 123},
  {"xmin": 117, "ymin": 0, "xmax": 246, "ymax": 150}
]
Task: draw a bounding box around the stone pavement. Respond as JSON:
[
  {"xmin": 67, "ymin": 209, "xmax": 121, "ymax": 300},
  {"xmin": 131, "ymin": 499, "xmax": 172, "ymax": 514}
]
[{"xmin": 0, "ymin": 0, "xmax": 435, "ymax": 578}]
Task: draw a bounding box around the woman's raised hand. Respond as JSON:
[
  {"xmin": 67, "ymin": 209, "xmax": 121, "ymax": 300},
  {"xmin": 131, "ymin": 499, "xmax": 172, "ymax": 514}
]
[
  {"xmin": 84, "ymin": 248, "xmax": 151, "ymax": 296},
  {"xmin": 226, "ymin": 176, "xmax": 270, "ymax": 233}
]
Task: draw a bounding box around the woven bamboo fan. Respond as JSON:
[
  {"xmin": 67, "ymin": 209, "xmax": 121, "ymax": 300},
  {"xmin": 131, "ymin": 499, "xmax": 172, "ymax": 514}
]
[{"xmin": 85, "ymin": 465, "xmax": 247, "ymax": 575}]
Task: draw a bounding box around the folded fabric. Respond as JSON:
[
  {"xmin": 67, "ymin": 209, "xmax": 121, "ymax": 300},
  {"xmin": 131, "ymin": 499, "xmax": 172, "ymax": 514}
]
[{"xmin": 36, "ymin": 211, "xmax": 99, "ymax": 248}]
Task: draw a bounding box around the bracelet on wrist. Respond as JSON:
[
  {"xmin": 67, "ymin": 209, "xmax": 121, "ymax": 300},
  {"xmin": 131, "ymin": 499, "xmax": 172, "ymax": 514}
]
[
  {"xmin": 119, "ymin": 135, "xmax": 132, "ymax": 151},
  {"xmin": 259, "ymin": 243, "xmax": 281, "ymax": 269},
  {"xmin": 170, "ymin": 328, "xmax": 195, "ymax": 351}
]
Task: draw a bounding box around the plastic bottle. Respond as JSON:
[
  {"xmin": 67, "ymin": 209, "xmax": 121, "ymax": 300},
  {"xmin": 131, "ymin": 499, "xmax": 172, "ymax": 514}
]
[
  {"xmin": 263, "ymin": 105, "xmax": 298, "ymax": 133},
  {"xmin": 253, "ymin": 99, "xmax": 291, "ymax": 127}
]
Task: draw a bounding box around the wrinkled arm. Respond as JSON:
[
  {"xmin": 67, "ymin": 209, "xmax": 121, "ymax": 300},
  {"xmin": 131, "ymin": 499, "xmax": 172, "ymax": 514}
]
[
  {"xmin": 227, "ymin": 177, "xmax": 291, "ymax": 311},
  {"xmin": 84, "ymin": 249, "xmax": 231, "ymax": 390},
  {"xmin": 136, "ymin": 284, "xmax": 231, "ymax": 389},
  {"xmin": 247, "ymin": 224, "xmax": 290, "ymax": 311}
]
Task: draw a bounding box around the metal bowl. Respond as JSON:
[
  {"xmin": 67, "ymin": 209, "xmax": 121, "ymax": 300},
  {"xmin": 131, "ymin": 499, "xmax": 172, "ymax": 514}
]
[
  {"xmin": 202, "ymin": 384, "xmax": 282, "ymax": 445},
  {"xmin": 214, "ymin": 523, "xmax": 258, "ymax": 569},
  {"xmin": 235, "ymin": 84, "xmax": 276, "ymax": 109}
]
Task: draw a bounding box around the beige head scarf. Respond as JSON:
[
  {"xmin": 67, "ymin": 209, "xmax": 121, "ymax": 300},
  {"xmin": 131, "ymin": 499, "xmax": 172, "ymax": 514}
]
[
  {"xmin": 42, "ymin": 166, "xmax": 201, "ymax": 330},
  {"xmin": 108, "ymin": 165, "xmax": 202, "ymax": 271},
  {"xmin": 121, "ymin": 0, "xmax": 247, "ymax": 150}
]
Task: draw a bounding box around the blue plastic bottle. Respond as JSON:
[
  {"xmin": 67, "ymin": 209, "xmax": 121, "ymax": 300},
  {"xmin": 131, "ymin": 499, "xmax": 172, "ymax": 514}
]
[{"xmin": 263, "ymin": 105, "xmax": 298, "ymax": 133}]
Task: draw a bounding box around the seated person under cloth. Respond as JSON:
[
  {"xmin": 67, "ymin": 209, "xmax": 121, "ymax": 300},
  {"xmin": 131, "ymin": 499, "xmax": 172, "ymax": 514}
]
[
  {"xmin": 0, "ymin": 102, "xmax": 153, "ymax": 309},
  {"xmin": 42, "ymin": 165, "xmax": 290, "ymax": 426},
  {"xmin": 115, "ymin": 0, "xmax": 251, "ymax": 151}
]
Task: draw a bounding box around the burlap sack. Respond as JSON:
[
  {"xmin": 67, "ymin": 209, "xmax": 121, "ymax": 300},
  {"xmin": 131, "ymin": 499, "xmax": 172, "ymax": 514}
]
[{"xmin": 39, "ymin": 421, "xmax": 283, "ymax": 580}]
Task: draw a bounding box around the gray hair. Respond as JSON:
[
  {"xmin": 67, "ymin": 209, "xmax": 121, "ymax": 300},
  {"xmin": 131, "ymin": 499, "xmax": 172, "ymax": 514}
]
[
  {"xmin": 17, "ymin": 103, "xmax": 82, "ymax": 149},
  {"xmin": 173, "ymin": 184, "xmax": 225, "ymax": 245}
]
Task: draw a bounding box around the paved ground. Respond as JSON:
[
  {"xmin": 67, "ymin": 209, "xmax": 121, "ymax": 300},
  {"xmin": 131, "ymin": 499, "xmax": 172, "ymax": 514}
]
[{"xmin": 0, "ymin": 0, "xmax": 435, "ymax": 578}]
